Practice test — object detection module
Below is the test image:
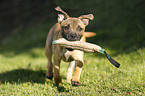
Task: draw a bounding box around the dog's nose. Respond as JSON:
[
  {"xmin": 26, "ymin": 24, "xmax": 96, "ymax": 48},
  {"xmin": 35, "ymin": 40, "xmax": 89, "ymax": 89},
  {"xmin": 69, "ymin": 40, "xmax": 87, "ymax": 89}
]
[
  {"xmin": 67, "ymin": 33, "xmax": 80, "ymax": 41},
  {"xmin": 70, "ymin": 33, "xmax": 76, "ymax": 38}
]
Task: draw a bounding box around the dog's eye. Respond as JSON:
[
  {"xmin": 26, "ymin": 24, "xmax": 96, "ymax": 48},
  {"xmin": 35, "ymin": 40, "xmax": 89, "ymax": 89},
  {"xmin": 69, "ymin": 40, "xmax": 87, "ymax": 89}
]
[
  {"xmin": 78, "ymin": 26, "xmax": 83, "ymax": 31},
  {"xmin": 63, "ymin": 25, "xmax": 69, "ymax": 30}
]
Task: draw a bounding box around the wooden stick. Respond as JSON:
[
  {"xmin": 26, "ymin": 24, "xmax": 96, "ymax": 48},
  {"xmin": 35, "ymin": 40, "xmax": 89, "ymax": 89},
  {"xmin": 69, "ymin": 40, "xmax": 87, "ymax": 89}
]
[
  {"xmin": 52, "ymin": 38, "xmax": 120, "ymax": 68},
  {"xmin": 52, "ymin": 38, "xmax": 104, "ymax": 53}
]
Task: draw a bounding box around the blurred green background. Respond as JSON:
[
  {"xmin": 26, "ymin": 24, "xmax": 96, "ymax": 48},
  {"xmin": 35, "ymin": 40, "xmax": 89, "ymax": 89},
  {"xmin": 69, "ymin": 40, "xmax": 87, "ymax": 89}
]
[{"xmin": 0, "ymin": 0, "xmax": 145, "ymax": 54}]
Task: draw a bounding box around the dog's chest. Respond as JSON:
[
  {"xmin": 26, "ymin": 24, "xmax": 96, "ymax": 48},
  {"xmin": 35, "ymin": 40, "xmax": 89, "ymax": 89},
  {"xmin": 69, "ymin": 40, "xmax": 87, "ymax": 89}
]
[
  {"xmin": 60, "ymin": 47, "xmax": 83, "ymax": 62},
  {"xmin": 60, "ymin": 47, "xmax": 74, "ymax": 62}
]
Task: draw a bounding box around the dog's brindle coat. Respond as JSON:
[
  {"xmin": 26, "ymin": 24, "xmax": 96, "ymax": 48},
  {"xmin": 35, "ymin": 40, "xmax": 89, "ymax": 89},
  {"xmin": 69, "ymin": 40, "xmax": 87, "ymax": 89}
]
[{"xmin": 45, "ymin": 6, "xmax": 95, "ymax": 86}]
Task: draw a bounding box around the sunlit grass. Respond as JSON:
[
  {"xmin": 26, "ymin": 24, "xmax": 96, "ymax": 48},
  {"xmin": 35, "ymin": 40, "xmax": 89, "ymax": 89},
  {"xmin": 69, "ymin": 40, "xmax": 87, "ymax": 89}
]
[{"xmin": 0, "ymin": 43, "xmax": 145, "ymax": 95}]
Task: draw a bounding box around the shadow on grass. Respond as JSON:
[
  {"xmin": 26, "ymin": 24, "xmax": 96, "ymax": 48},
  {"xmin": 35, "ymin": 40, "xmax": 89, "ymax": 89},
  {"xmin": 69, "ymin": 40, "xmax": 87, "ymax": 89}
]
[
  {"xmin": 0, "ymin": 68, "xmax": 46, "ymax": 84},
  {"xmin": 0, "ymin": 68, "xmax": 70, "ymax": 92}
]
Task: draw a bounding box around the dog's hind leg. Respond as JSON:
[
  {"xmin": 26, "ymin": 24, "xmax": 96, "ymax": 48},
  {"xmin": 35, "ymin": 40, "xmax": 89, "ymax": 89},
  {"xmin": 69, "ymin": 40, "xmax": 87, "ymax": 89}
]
[
  {"xmin": 45, "ymin": 44, "xmax": 53, "ymax": 80},
  {"xmin": 67, "ymin": 61, "xmax": 75, "ymax": 83},
  {"xmin": 53, "ymin": 56, "xmax": 62, "ymax": 85}
]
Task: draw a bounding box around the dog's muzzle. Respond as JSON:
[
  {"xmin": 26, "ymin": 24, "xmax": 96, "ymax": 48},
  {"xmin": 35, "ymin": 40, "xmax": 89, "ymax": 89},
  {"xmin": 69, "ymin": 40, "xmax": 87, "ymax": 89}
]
[
  {"xmin": 62, "ymin": 33, "xmax": 81, "ymax": 51},
  {"xmin": 66, "ymin": 33, "xmax": 80, "ymax": 41}
]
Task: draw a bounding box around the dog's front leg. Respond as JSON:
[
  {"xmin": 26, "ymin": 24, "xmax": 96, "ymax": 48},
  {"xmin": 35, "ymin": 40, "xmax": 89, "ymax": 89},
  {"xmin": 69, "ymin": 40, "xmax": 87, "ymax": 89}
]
[
  {"xmin": 53, "ymin": 56, "xmax": 62, "ymax": 85},
  {"xmin": 72, "ymin": 60, "xmax": 83, "ymax": 86},
  {"xmin": 67, "ymin": 61, "xmax": 75, "ymax": 83}
]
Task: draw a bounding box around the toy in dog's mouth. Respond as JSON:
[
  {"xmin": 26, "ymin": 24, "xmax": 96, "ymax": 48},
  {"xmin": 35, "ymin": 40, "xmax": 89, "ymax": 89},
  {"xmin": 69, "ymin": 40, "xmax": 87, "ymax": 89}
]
[{"xmin": 52, "ymin": 38, "xmax": 120, "ymax": 68}]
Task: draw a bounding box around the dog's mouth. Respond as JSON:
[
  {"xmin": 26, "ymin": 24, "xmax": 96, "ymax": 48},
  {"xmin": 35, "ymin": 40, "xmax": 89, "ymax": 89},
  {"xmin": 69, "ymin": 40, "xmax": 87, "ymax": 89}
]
[
  {"xmin": 64, "ymin": 35, "xmax": 80, "ymax": 51},
  {"xmin": 62, "ymin": 32, "xmax": 81, "ymax": 51},
  {"xmin": 66, "ymin": 48, "xmax": 74, "ymax": 51}
]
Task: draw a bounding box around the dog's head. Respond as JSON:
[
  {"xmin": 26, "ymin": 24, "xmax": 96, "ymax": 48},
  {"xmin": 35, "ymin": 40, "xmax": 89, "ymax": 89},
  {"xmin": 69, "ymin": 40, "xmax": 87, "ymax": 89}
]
[{"xmin": 55, "ymin": 6, "xmax": 94, "ymax": 41}]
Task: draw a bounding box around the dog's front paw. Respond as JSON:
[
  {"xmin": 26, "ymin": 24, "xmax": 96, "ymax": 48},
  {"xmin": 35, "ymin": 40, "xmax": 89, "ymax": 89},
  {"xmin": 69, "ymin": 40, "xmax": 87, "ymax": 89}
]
[
  {"xmin": 54, "ymin": 76, "xmax": 62, "ymax": 85},
  {"xmin": 46, "ymin": 75, "xmax": 53, "ymax": 80},
  {"xmin": 46, "ymin": 73, "xmax": 53, "ymax": 80},
  {"xmin": 71, "ymin": 81, "xmax": 81, "ymax": 86}
]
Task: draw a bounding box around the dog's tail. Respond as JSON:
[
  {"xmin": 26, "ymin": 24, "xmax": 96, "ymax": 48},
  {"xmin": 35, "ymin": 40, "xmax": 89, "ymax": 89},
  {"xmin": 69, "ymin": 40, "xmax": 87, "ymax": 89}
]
[{"xmin": 84, "ymin": 32, "xmax": 96, "ymax": 38}]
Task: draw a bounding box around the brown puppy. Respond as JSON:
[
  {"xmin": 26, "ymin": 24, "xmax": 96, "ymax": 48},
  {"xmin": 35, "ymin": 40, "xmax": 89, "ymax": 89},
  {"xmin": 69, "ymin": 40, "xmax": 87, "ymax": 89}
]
[{"xmin": 45, "ymin": 6, "xmax": 96, "ymax": 86}]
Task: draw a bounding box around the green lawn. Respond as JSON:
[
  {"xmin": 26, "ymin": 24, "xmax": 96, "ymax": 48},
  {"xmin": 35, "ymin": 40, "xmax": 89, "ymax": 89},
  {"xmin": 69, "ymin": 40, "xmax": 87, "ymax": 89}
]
[{"xmin": 0, "ymin": 22, "xmax": 145, "ymax": 95}]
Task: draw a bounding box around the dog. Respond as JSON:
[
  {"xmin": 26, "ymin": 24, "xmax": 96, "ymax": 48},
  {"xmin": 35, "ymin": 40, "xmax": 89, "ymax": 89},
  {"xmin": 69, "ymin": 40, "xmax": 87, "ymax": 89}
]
[{"xmin": 45, "ymin": 6, "xmax": 96, "ymax": 86}]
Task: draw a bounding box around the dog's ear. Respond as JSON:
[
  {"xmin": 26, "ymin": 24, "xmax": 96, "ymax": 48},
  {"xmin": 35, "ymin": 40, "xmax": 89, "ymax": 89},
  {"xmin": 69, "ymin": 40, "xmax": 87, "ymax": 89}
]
[
  {"xmin": 57, "ymin": 14, "xmax": 65, "ymax": 22},
  {"xmin": 55, "ymin": 6, "xmax": 69, "ymax": 22},
  {"xmin": 78, "ymin": 14, "xmax": 94, "ymax": 26}
]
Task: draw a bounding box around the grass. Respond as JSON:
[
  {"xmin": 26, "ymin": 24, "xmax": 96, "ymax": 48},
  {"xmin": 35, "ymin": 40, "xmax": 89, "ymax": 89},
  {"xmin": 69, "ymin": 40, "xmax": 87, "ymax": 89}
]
[{"xmin": 0, "ymin": 1, "xmax": 145, "ymax": 95}]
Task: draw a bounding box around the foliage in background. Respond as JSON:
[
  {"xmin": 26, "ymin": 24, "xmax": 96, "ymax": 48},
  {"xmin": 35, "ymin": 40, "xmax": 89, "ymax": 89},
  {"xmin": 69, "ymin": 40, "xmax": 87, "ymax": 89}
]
[{"xmin": 0, "ymin": 0, "xmax": 144, "ymax": 51}]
